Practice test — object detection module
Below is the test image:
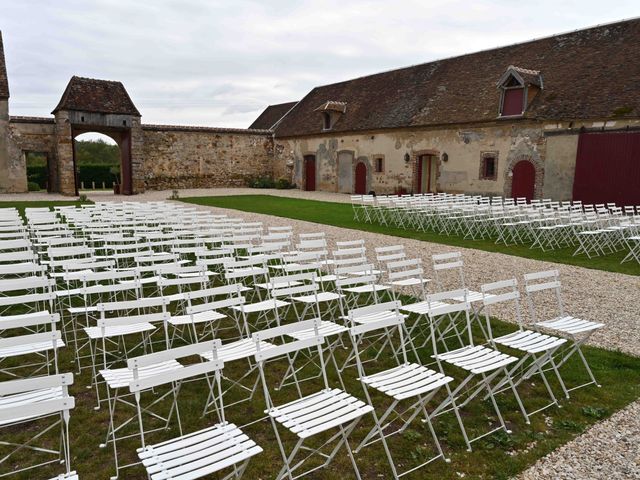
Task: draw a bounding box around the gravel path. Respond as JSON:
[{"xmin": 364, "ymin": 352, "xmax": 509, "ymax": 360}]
[{"xmin": 3, "ymin": 188, "xmax": 639, "ymax": 479}]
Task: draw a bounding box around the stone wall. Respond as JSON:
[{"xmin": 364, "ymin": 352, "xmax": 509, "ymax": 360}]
[
  {"xmin": 141, "ymin": 125, "xmax": 273, "ymax": 190},
  {"xmin": 4, "ymin": 116, "xmax": 57, "ymax": 193},
  {"xmin": 275, "ymin": 118, "xmax": 640, "ymax": 200},
  {"xmin": 0, "ymin": 99, "xmax": 10, "ymax": 192}
]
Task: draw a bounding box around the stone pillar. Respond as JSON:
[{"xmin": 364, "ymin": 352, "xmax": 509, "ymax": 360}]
[
  {"xmin": 130, "ymin": 116, "xmax": 145, "ymax": 193},
  {"xmin": 54, "ymin": 111, "xmax": 76, "ymax": 196},
  {"xmin": 0, "ymin": 99, "xmax": 9, "ymax": 192}
]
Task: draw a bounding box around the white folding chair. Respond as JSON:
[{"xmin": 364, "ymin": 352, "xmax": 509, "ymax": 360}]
[
  {"xmin": 131, "ymin": 340, "xmax": 263, "ymax": 480},
  {"xmin": 524, "ymin": 270, "xmax": 604, "ymax": 394},
  {"xmin": 348, "ymin": 301, "xmax": 453, "ymax": 479},
  {"xmin": 481, "ymin": 279, "xmax": 569, "ymax": 420},
  {"xmin": 427, "ymin": 290, "xmax": 526, "ymax": 451},
  {"xmin": 254, "ymin": 319, "xmax": 373, "ymax": 480},
  {"xmin": 0, "ymin": 373, "xmax": 75, "ymax": 478}
]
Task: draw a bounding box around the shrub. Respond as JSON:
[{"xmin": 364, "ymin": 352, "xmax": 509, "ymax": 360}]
[
  {"xmin": 168, "ymin": 189, "xmax": 180, "ymax": 200},
  {"xmin": 27, "ymin": 181, "xmax": 41, "ymax": 192},
  {"xmin": 27, "ymin": 166, "xmax": 47, "ymax": 189},
  {"xmin": 275, "ymin": 178, "xmax": 295, "ymax": 189},
  {"xmin": 78, "ymin": 194, "xmax": 88, "ymax": 202},
  {"xmin": 249, "ymin": 177, "xmax": 276, "ymax": 189},
  {"xmin": 79, "ymin": 164, "xmax": 118, "ymax": 188}
]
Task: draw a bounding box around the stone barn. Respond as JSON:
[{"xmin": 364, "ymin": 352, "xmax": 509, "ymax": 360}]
[{"xmin": 263, "ymin": 19, "xmax": 640, "ymax": 204}]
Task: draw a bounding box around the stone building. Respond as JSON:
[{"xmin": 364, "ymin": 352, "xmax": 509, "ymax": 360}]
[
  {"xmin": 1, "ymin": 19, "xmax": 640, "ymax": 203},
  {"xmin": 263, "ymin": 19, "xmax": 640, "ymax": 205}
]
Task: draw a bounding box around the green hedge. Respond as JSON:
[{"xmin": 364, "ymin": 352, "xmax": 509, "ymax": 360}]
[
  {"xmin": 26, "ymin": 164, "xmax": 119, "ymax": 190},
  {"xmin": 78, "ymin": 164, "xmax": 118, "ymax": 188},
  {"xmin": 27, "ymin": 165, "xmax": 47, "ymax": 189}
]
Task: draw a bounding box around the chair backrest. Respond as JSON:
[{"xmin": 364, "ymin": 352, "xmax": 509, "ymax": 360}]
[
  {"xmin": 431, "ymin": 251, "xmax": 466, "ymax": 289},
  {"xmin": 523, "ymin": 270, "xmax": 564, "ymax": 322},
  {"xmin": 0, "ymin": 313, "xmax": 62, "ymax": 374},
  {"xmin": 253, "ymin": 319, "xmax": 326, "ymax": 408},
  {"xmin": 481, "ymin": 278, "xmax": 523, "ymax": 341},
  {"xmin": 425, "ymin": 289, "xmax": 473, "ymax": 348},
  {"xmin": 0, "ymin": 373, "xmax": 75, "ymax": 423},
  {"xmin": 127, "ymin": 340, "xmax": 224, "ymax": 448}
]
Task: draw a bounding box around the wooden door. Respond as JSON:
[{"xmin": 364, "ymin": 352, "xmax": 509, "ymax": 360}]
[
  {"xmin": 338, "ymin": 151, "xmax": 353, "ymax": 193},
  {"xmin": 355, "ymin": 162, "xmax": 367, "ymax": 194},
  {"xmin": 304, "ymin": 155, "xmax": 316, "ymax": 191},
  {"xmin": 511, "ymin": 160, "xmax": 535, "ymax": 201},
  {"xmin": 573, "ymin": 131, "xmax": 640, "ymax": 205}
]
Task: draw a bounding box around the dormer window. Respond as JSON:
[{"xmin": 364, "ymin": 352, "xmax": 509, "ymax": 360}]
[
  {"xmin": 322, "ymin": 112, "xmax": 331, "ymax": 130},
  {"xmin": 497, "ymin": 66, "xmax": 542, "ymax": 118},
  {"xmin": 315, "ymin": 100, "xmax": 347, "ymax": 131}
]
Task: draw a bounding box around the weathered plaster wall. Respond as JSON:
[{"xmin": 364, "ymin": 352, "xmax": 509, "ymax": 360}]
[
  {"xmin": 276, "ymin": 118, "xmax": 640, "ymax": 200},
  {"xmin": 276, "ymin": 122, "xmax": 545, "ymax": 197},
  {"xmin": 142, "ymin": 126, "xmax": 273, "ymax": 190}
]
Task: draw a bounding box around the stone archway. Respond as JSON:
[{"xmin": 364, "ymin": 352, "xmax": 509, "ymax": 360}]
[
  {"xmin": 504, "ymin": 154, "xmax": 544, "ymax": 200},
  {"xmin": 52, "ymin": 76, "xmax": 143, "ymax": 196}
]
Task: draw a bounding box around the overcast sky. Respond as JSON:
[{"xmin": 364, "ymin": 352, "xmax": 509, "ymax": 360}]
[{"xmin": 2, "ymin": 0, "xmax": 639, "ymax": 135}]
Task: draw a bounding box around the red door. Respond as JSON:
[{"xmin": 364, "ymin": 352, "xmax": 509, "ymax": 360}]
[
  {"xmin": 304, "ymin": 155, "xmax": 316, "ymax": 191},
  {"xmin": 415, "ymin": 157, "xmax": 423, "ymax": 193},
  {"xmin": 511, "ymin": 160, "xmax": 535, "ymax": 202},
  {"xmin": 355, "ymin": 162, "xmax": 367, "ymax": 194},
  {"xmin": 573, "ymin": 132, "xmax": 640, "ymax": 205}
]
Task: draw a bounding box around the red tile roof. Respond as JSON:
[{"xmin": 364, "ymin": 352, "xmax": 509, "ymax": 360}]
[
  {"xmin": 0, "ymin": 31, "xmax": 9, "ymax": 99},
  {"xmin": 249, "ymin": 101, "xmax": 298, "ymax": 129},
  {"xmin": 52, "ymin": 76, "xmax": 140, "ymax": 115},
  {"xmin": 275, "ymin": 18, "xmax": 640, "ymax": 137}
]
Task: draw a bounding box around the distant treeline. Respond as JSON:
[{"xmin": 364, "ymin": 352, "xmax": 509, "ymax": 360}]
[
  {"xmin": 26, "ymin": 139, "xmax": 120, "ymax": 190},
  {"xmin": 26, "ymin": 139, "xmax": 119, "ymax": 166}
]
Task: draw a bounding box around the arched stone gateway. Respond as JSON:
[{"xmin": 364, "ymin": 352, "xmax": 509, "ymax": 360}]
[{"xmin": 52, "ymin": 76, "xmax": 143, "ymax": 195}]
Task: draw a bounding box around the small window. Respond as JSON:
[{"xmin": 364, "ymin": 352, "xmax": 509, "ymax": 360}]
[
  {"xmin": 501, "ymin": 88, "xmax": 524, "ymax": 116},
  {"xmin": 374, "ymin": 157, "xmax": 384, "ymax": 173},
  {"xmin": 480, "ymin": 153, "xmax": 498, "ymax": 180},
  {"xmin": 322, "ymin": 112, "xmax": 331, "ymax": 130}
]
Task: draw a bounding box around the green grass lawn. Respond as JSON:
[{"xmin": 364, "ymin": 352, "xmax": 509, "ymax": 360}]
[{"xmin": 180, "ymin": 195, "xmax": 640, "ymax": 276}]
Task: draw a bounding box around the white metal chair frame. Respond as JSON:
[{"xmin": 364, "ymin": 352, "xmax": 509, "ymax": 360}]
[
  {"xmin": 254, "ymin": 319, "xmax": 373, "ymax": 480},
  {"xmin": 349, "ymin": 301, "xmax": 453, "ymax": 479}
]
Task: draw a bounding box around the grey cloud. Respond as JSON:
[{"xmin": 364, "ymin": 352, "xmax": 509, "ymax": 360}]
[{"xmin": 1, "ymin": 0, "xmax": 638, "ymax": 128}]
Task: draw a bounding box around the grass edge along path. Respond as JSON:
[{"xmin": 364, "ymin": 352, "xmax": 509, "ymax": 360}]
[{"xmin": 180, "ymin": 195, "xmax": 640, "ymax": 276}]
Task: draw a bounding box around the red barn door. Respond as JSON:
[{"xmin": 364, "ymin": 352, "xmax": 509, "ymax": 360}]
[
  {"xmin": 355, "ymin": 162, "xmax": 367, "ymax": 194},
  {"xmin": 573, "ymin": 131, "xmax": 640, "ymax": 205},
  {"xmin": 511, "ymin": 160, "xmax": 535, "ymax": 201}
]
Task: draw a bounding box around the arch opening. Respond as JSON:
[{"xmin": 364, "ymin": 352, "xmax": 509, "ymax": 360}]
[{"xmin": 72, "ymin": 131, "xmax": 130, "ymax": 195}]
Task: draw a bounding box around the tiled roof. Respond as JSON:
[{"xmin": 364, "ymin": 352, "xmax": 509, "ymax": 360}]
[
  {"xmin": 0, "ymin": 31, "xmax": 9, "ymax": 99},
  {"xmin": 249, "ymin": 101, "xmax": 298, "ymax": 129},
  {"xmin": 142, "ymin": 123, "xmax": 271, "ymax": 135},
  {"xmin": 315, "ymin": 101, "xmax": 347, "ymax": 113},
  {"xmin": 275, "ymin": 18, "xmax": 640, "ymax": 137},
  {"xmin": 52, "ymin": 76, "xmax": 140, "ymax": 115}
]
